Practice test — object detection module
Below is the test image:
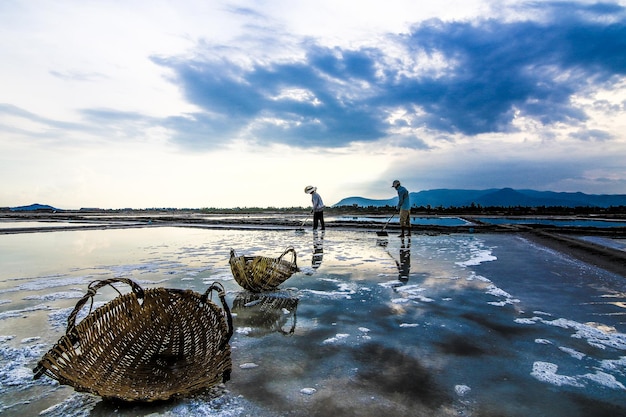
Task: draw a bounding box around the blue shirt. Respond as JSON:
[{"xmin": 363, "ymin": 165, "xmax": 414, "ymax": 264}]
[
  {"xmin": 312, "ymin": 192, "xmax": 324, "ymax": 212},
  {"xmin": 396, "ymin": 186, "xmax": 410, "ymax": 210}
]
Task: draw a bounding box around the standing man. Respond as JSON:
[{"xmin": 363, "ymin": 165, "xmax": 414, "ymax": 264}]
[
  {"xmin": 392, "ymin": 180, "xmax": 411, "ymax": 237},
  {"xmin": 305, "ymin": 185, "xmax": 325, "ymax": 230}
]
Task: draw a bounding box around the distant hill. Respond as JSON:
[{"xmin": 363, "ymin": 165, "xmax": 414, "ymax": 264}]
[
  {"xmin": 10, "ymin": 203, "xmax": 60, "ymax": 212},
  {"xmin": 333, "ymin": 188, "xmax": 626, "ymax": 208}
]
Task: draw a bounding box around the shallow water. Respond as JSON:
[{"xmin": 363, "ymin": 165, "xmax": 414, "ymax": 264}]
[
  {"xmin": 1, "ymin": 227, "xmax": 625, "ymax": 416},
  {"xmin": 477, "ymin": 216, "xmax": 626, "ymax": 228},
  {"xmin": 336, "ymin": 215, "xmax": 472, "ymax": 226}
]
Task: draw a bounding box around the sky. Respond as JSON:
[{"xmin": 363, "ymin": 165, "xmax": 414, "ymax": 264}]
[{"xmin": 1, "ymin": 0, "xmax": 626, "ymax": 209}]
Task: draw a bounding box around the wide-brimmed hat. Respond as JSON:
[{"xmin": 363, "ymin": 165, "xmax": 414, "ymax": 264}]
[
  {"xmin": 304, "ymin": 185, "xmax": 317, "ymax": 194},
  {"xmin": 392, "ymin": 180, "xmax": 400, "ymax": 188}
]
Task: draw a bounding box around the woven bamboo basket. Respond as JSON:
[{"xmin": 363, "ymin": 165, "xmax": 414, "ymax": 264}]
[
  {"xmin": 232, "ymin": 291, "xmax": 299, "ymax": 335},
  {"xmin": 33, "ymin": 278, "xmax": 233, "ymax": 402},
  {"xmin": 229, "ymin": 247, "xmax": 299, "ymax": 292}
]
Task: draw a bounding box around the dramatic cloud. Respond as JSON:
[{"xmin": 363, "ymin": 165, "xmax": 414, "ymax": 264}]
[{"xmin": 153, "ymin": 1, "xmax": 626, "ymax": 150}]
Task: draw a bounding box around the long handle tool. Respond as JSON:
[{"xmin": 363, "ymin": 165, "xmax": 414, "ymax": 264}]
[
  {"xmin": 295, "ymin": 214, "xmax": 310, "ymax": 233},
  {"xmin": 376, "ymin": 213, "xmax": 395, "ymax": 236}
]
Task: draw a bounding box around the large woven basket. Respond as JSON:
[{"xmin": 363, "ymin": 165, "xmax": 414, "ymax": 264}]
[
  {"xmin": 232, "ymin": 291, "xmax": 299, "ymax": 336},
  {"xmin": 229, "ymin": 247, "xmax": 299, "ymax": 292},
  {"xmin": 33, "ymin": 278, "xmax": 233, "ymax": 402}
]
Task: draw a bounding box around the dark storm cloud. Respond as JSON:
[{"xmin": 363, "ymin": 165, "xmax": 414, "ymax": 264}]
[
  {"xmin": 394, "ymin": 2, "xmax": 626, "ymax": 134},
  {"xmin": 153, "ymin": 46, "xmax": 387, "ymax": 148},
  {"xmin": 154, "ymin": 1, "xmax": 626, "ymax": 149}
]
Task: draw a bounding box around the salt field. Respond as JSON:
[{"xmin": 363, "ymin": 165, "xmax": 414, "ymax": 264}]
[
  {"xmin": 335, "ymin": 216, "xmax": 473, "ymax": 226},
  {"xmin": 477, "ymin": 217, "xmax": 626, "ymax": 228},
  {"xmin": 1, "ymin": 226, "xmax": 625, "ymax": 416}
]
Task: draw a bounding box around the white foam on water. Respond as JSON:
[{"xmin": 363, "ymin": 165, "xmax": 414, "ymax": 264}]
[
  {"xmin": 488, "ymin": 301, "xmax": 508, "ymax": 307},
  {"xmin": 38, "ymin": 393, "xmax": 96, "ymax": 417},
  {"xmin": 486, "ymin": 284, "xmax": 519, "ymax": 306},
  {"xmin": 305, "ymin": 277, "xmax": 360, "ymax": 299},
  {"xmin": 169, "ymin": 398, "xmax": 250, "ymax": 417},
  {"xmin": 549, "ymin": 318, "xmax": 626, "ymax": 350},
  {"xmin": 378, "ymin": 280, "xmax": 405, "ymax": 288},
  {"xmin": 46, "ymin": 301, "xmax": 107, "ymax": 331},
  {"xmin": 535, "ymin": 338, "xmax": 553, "ymax": 345},
  {"xmin": 599, "ymin": 356, "xmax": 626, "ymax": 372},
  {"xmin": 239, "ymin": 362, "xmax": 259, "ymax": 369},
  {"xmin": 455, "ymin": 384, "xmax": 471, "ymax": 396},
  {"xmin": 322, "ymin": 333, "xmax": 350, "ymax": 344},
  {"xmin": 559, "ymin": 346, "xmax": 586, "ymax": 360},
  {"xmin": 108, "ymin": 261, "xmax": 173, "ymax": 277},
  {"xmin": 304, "ymin": 289, "xmax": 354, "ymax": 299},
  {"xmin": 581, "ymin": 371, "xmax": 626, "ymax": 390},
  {"xmin": 19, "ymin": 337, "xmax": 39, "ymax": 346},
  {"xmin": 299, "ymin": 266, "xmax": 317, "ymax": 275},
  {"xmin": 486, "ymin": 285, "xmax": 511, "ymax": 298},
  {"xmin": 465, "ymin": 272, "xmax": 491, "ymax": 282},
  {"xmin": 338, "ymin": 283, "xmax": 357, "ymax": 293},
  {"xmin": 0, "ymin": 337, "xmax": 48, "ymax": 393},
  {"xmin": 454, "ymin": 240, "xmax": 497, "ymax": 267},
  {"xmin": 0, "ymin": 304, "xmax": 51, "ymax": 320},
  {"xmin": 39, "ymin": 391, "xmax": 250, "ymax": 417},
  {"xmin": 203, "ymin": 272, "xmax": 234, "ymax": 283},
  {"xmin": 399, "ymin": 323, "xmax": 420, "ymax": 328},
  {"xmin": 516, "ymin": 316, "xmax": 626, "ymax": 350},
  {"xmin": 531, "ymin": 361, "xmax": 626, "ymax": 391},
  {"xmin": 236, "ymin": 327, "xmax": 252, "ymax": 335},
  {"xmin": 0, "ymin": 276, "xmax": 92, "ymax": 294},
  {"xmin": 23, "ymin": 291, "xmax": 85, "ymax": 301},
  {"xmin": 358, "ymin": 327, "xmax": 371, "ymax": 340},
  {"xmin": 530, "ymin": 361, "xmax": 585, "ymax": 387},
  {"xmin": 243, "ymin": 299, "xmax": 262, "ymax": 307}
]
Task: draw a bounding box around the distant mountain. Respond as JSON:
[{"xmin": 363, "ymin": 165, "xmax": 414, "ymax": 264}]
[
  {"xmin": 10, "ymin": 203, "xmax": 60, "ymax": 212},
  {"xmin": 333, "ymin": 188, "xmax": 626, "ymax": 208}
]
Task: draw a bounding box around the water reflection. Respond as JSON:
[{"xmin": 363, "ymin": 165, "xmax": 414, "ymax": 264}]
[
  {"xmin": 377, "ymin": 236, "xmax": 411, "ymax": 283},
  {"xmin": 312, "ymin": 230, "xmax": 324, "ymax": 270},
  {"xmin": 232, "ymin": 290, "xmax": 299, "ymax": 336},
  {"xmin": 397, "ymin": 237, "xmax": 411, "ymax": 283}
]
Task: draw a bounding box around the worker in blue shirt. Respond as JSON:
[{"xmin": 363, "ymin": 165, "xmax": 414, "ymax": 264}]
[{"xmin": 392, "ymin": 180, "xmax": 411, "ymax": 237}]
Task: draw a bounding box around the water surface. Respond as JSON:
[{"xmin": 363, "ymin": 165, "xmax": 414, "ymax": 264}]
[{"xmin": 0, "ymin": 227, "xmax": 624, "ymax": 416}]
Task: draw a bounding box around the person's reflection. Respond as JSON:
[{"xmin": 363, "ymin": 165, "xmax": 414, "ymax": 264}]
[
  {"xmin": 396, "ymin": 237, "xmax": 411, "ymax": 283},
  {"xmin": 312, "ymin": 230, "xmax": 324, "ymax": 270}
]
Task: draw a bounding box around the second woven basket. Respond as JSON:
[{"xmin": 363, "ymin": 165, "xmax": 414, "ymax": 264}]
[{"xmin": 229, "ymin": 246, "xmax": 299, "ymax": 292}]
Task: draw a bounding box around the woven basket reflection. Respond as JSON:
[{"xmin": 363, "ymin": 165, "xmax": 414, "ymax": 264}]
[
  {"xmin": 33, "ymin": 278, "xmax": 233, "ymax": 402},
  {"xmin": 229, "ymin": 247, "xmax": 299, "ymax": 292},
  {"xmin": 232, "ymin": 291, "xmax": 299, "ymax": 336}
]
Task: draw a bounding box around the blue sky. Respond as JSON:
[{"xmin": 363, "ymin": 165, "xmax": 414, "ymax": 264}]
[{"xmin": 1, "ymin": 0, "xmax": 625, "ymax": 209}]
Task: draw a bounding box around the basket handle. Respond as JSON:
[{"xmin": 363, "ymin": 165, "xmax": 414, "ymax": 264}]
[
  {"xmin": 277, "ymin": 246, "xmax": 298, "ymax": 269},
  {"xmin": 202, "ymin": 282, "xmax": 234, "ymax": 345},
  {"xmin": 66, "ymin": 278, "xmax": 145, "ymax": 337}
]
